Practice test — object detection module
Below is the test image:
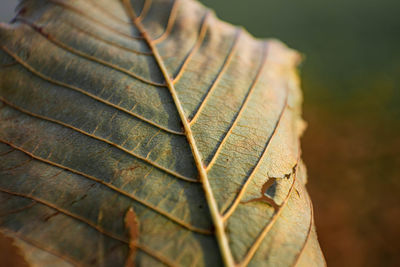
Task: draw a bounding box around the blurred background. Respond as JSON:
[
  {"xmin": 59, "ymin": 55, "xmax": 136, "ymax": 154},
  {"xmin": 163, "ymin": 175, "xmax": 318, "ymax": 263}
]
[{"xmin": 1, "ymin": 0, "xmax": 399, "ymax": 266}]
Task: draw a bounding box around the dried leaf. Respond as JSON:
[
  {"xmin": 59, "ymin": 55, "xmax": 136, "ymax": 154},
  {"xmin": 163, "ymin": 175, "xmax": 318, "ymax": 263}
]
[{"xmin": 0, "ymin": 0, "xmax": 325, "ymax": 266}]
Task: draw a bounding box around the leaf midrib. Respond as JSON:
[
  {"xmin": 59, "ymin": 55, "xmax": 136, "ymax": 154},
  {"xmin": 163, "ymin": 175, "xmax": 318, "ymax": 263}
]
[
  {"xmin": 122, "ymin": 1, "xmax": 236, "ymax": 266},
  {"xmin": 2, "ymin": 0, "xmax": 308, "ymax": 265}
]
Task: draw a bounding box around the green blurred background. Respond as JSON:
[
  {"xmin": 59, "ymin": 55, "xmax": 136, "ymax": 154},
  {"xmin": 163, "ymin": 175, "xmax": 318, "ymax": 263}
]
[{"xmin": 1, "ymin": 0, "xmax": 399, "ymax": 266}]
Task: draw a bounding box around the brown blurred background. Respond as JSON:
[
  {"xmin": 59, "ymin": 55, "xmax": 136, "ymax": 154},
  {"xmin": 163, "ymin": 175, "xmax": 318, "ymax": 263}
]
[{"xmin": 1, "ymin": 0, "xmax": 400, "ymax": 266}]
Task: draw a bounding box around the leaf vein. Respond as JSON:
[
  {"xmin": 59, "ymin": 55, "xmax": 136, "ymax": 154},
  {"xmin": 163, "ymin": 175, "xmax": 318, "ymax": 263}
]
[
  {"xmin": 0, "ymin": 187, "xmax": 129, "ymax": 244},
  {"xmin": 206, "ymin": 41, "xmax": 269, "ymax": 171},
  {"xmin": 0, "ymin": 201, "xmax": 37, "ymax": 217},
  {"xmin": 86, "ymin": 0, "xmax": 133, "ymax": 26},
  {"xmin": 189, "ymin": 28, "xmax": 241, "ymax": 125},
  {"xmin": 17, "ymin": 18, "xmax": 165, "ymax": 87},
  {"xmin": 222, "ymin": 97, "xmax": 288, "ymax": 220},
  {"xmin": 0, "ymin": 228, "xmax": 83, "ymax": 266},
  {"xmin": 0, "ymin": 98, "xmax": 198, "ymax": 183},
  {"xmin": 238, "ymin": 157, "xmax": 299, "ymax": 266},
  {"xmin": 47, "ymin": 0, "xmax": 143, "ymax": 40},
  {"xmin": 62, "ymin": 19, "xmax": 152, "ymax": 55},
  {"xmin": 291, "ymin": 189, "xmax": 315, "ymax": 267},
  {"xmin": 172, "ymin": 11, "xmax": 210, "ymax": 84},
  {"xmin": 152, "ymin": 0, "xmax": 180, "ymax": 44},
  {"xmin": 0, "ymin": 46, "xmax": 184, "ymax": 135},
  {"xmin": 0, "ymin": 192, "xmax": 178, "ymax": 267},
  {"xmin": 123, "ymin": 1, "xmax": 235, "ymax": 265},
  {"xmin": 137, "ymin": 0, "xmax": 153, "ymax": 22},
  {"xmin": 0, "ymin": 140, "xmax": 212, "ymax": 235}
]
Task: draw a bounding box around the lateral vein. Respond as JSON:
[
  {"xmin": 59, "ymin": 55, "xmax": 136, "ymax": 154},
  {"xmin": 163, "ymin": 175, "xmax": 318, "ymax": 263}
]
[
  {"xmin": 0, "ymin": 98, "xmax": 198, "ymax": 183},
  {"xmin": 0, "ymin": 191, "xmax": 177, "ymax": 267},
  {"xmin": 18, "ymin": 18, "xmax": 165, "ymax": 87},
  {"xmin": 206, "ymin": 42, "xmax": 269, "ymax": 171},
  {"xmin": 238, "ymin": 156, "xmax": 300, "ymax": 267},
  {"xmin": 123, "ymin": 1, "xmax": 236, "ymax": 266},
  {"xmin": 0, "ymin": 45, "xmax": 184, "ymax": 135},
  {"xmin": 0, "ymin": 140, "xmax": 212, "ymax": 235},
  {"xmin": 152, "ymin": 0, "xmax": 180, "ymax": 44},
  {"xmin": 172, "ymin": 12, "xmax": 210, "ymax": 84},
  {"xmin": 47, "ymin": 0, "xmax": 142, "ymax": 39},
  {"xmin": 189, "ymin": 28, "xmax": 241, "ymax": 125},
  {"xmin": 222, "ymin": 97, "xmax": 288, "ymax": 221}
]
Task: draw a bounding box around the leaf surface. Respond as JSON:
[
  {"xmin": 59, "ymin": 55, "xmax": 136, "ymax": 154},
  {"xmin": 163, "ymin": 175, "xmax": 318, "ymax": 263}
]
[{"xmin": 0, "ymin": 0, "xmax": 325, "ymax": 266}]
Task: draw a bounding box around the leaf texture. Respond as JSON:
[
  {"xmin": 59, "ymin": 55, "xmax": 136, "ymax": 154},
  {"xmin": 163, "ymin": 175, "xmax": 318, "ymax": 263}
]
[{"xmin": 0, "ymin": 0, "xmax": 325, "ymax": 266}]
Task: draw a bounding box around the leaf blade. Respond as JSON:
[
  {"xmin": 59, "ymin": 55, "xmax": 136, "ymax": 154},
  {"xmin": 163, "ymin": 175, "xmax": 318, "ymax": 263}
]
[{"xmin": 0, "ymin": 0, "xmax": 324, "ymax": 266}]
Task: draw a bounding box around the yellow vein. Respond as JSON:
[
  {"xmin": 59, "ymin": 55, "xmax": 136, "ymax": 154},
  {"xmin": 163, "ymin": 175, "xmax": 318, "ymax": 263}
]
[
  {"xmin": 137, "ymin": 0, "xmax": 153, "ymax": 22},
  {"xmin": 292, "ymin": 190, "xmax": 315, "ymax": 267},
  {"xmin": 206, "ymin": 42, "xmax": 268, "ymax": 171},
  {"xmin": 0, "ymin": 187, "xmax": 128, "ymax": 243},
  {"xmin": 189, "ymin": 29, "xmax": 241, "ymax": 125},
  {"xmin": 152, "ymin": 0, "xmax": 180, "ymax": 44},
  {"xmin": 222, "ymin": 97, "xmax": 288, "ymax": 221},
  {"xmin": 172, "ymin": 12, "xmax": 210, "ymax": 84},
  {"xmin": 0, "ymin": 46, "xmax": 184, "ymax": 135},
  {"xmin": 88, "ymin": 0, "xmax": 157, "ymax": 31},
  {"xmin": 62, "ymin": 20, "xmax": 152, "ymax": 55},
  {"xmin": 0, "ymin": 228, "xmax": 82, "ymax": 267},
  {"xmin": 47, "ymin": 0, "xmax": 143, "ymax": 40},
  {"xmin": 238, "ymin": 158, "xmax": 299, "ymax": 267},
  {"xmin": 136, "ymin": 243, "xmax": 178, "ymax": 267},
  {"xmin": 0, "ymin": 98, "xmax": 198, "ymax": 183},
  {"xmin": 18, "ymin": 19, "xmax": 165, "ymax": 87},
  {"xmin": 123, "ymin": 1, "xmax": 235, "ymax": 265},
  {"xmin": 0, "ymin": 140, "xmax": 212, "ymax": 235},
  {"xmin": 0, "ymin": 189, "xmax": 177, "ymax": 267},
  {"xmin": 86, "ymin": 0, "xmax": 133, "ymax": 25},
  {"xmin": 88, "ymin": 0, "xmax": 160, "ymax": 40}
]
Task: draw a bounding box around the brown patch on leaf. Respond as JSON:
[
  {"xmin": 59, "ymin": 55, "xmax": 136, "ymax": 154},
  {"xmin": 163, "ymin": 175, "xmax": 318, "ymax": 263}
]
[
  {"xmin": 0, "ymin": 232, "xmax": 29, "ymax": 267},
  {"xmin": 124, "ymin": 208, "xmax": 139, "ymax": 267},
  {"xmin": 243, "ymin": 165, "xmax": 297, "ymax": 210},
  {"xmin": 242, "ymin": 178, "xmax": 280, "ymax": 210},
  {"xmin": 242, "ymin": 165, "xmax": 297, "ymax": 210}
]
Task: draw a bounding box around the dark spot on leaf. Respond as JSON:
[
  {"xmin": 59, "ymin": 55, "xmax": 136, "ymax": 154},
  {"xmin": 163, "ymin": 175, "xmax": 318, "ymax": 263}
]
[
  {"xmin": 18, "ymin": 7, "xmax": 27, "ymax": 16},
  {"xmin": 70, "ymin": 194, "xmax": 88, "ymax": 206},
  {"xmin": 125, "ymin": 208, "xmax": 139, "ymax": 267},
  {"xmin": 123, "ymin": 166, "xmax": 140, "ymax": 172},
  {"xmin": 243, "ymin": 164, "xmax": 298, "ymax": 209},
  {"xmin": 43, "ymin": 211, "xmax": 59, "ymax": 222},
  {"xmin": 89, "ymin": 257, "xmax": 97, "ymax": 265},
  {"xmin": 0, "ymin": 232, "xmax": 29, "ymax": 267}
]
